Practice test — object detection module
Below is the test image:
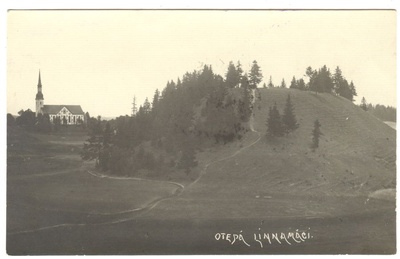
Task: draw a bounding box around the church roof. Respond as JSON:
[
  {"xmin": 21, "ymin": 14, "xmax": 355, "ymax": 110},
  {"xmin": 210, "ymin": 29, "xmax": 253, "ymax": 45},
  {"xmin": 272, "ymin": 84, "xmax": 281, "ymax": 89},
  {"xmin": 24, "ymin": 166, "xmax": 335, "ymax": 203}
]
[
  {"xmin": 42, "ymin": 105, "xmax": 84, "ymax": 115},
  {"xmin": 38, "ymin": 70, "xmax": 42, "ymax": 87},
  {"xmin": 35, "ymin": 92, "xmax": 43, "ymax": 100}
]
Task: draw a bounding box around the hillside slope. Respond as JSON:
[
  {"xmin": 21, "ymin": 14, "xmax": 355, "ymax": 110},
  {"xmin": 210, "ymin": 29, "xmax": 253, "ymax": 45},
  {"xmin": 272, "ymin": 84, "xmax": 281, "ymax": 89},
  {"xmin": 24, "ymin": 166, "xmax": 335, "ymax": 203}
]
[
  {"xmin": 142, "ymin": 88, "xmax": 395, "ymax": 220},
  {"xmin": 251, "ymin": 88, "xmax": 396, "ymax": 195}
]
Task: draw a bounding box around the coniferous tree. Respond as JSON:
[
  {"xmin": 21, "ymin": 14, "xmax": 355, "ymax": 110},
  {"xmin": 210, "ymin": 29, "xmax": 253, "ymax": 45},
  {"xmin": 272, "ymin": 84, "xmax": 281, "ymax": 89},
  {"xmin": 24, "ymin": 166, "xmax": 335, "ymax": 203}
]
[
  {"xmin": 349, "ymin": 81, "xmax": 357, "ymax": 101},
  {"xmin": 340, "ymin": 79, "xmax": 352, "ymax": 101},
  {"xmin": 360, "ymin": 97, "xmax": 368, "ymax": 111},
  {"xmin": 152, "ymin": 89, "xmax": 160, "ymax": 110},
  {"xmin": 238, "ymin": 75, "xmax": 252, "ymax": 122},
  {"xmin": 82, "ymin": 117, "xmax": 104, "ymax": 168},
  {"xmin": 333, "ymin": 66, "xmax": 356, "ymax": 101},
  {"xmin": 305, "ymin": 66, "xmax": 317, "ymax": 92},
  {"xmin": 236, "ymin": 61, "xmax": 243, "ymax": 82},
  {"xmin": 178, "ymin": 140, "xmax": 198, "ymax": 176},
  {"xmin": 297, "ymin": 78, "xmax": 306, "ymax": 91},
  {"xmin": 290, "ymin": 76, "xmax": 297, "ymax": 89},
  {"xmin": 263, "ymin": 82, "xmax": 267, "ymax": 88},
  {"xmin": 249, "ymin": 60, "xmax": 263, "ymax": 89},
  {"xmin": 268, "ymin": 76, "xmax": 274, "ymax": 88},
  {"xmin": 226, "ymin": 61, "xmax": 239, "ymax": 88},
  {"xmin": 282, "ymin": 94, "xmax": 299, "ymax": 133},
  {"xmin": 99, "ymin": 122, "xmax": 112, "ymax": 171},
  {"xmin": 176, "ymin": 78, "xmax": 182, "ymax": 88},
  {"xmin": 307, "ymin": 65, "xmax": 333, "ymax": 94},
  {"xmin": 142, "ymin": 97, "xmax": 151, "ymax": 114},
  {"xmin": 312, "ymin": 119, "xmax": 322, "ymax": 149},
  {"xmin": 267, "ymin": 102, "xmax": 284, "ymax": 137},
  {"xmin": 280, "ymin": 78, "xmax": 287, "ymax": 88},
  {"xmin": 132, "ymin": 96, "xmax": 138, "ymax": 117},
  {"xmin": 333, "ymin": 66, "xmax": 344, "ymax": 95},
  {"xmin": 314, "ymin": 65, "xmax": 333, "ymax": 93}
]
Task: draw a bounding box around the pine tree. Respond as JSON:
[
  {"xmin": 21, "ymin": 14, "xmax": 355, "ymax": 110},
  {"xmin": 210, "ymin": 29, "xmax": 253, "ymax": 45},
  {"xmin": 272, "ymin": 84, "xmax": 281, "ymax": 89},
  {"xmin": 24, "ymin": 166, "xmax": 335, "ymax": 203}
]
[
  {"xmin": 349, "ymin": 81, "xmax": 357, "ymax": 101},
  {"xmin": 280, "ymin": 78, "xmax": 287, "ymax": 88},
  {"xmin": 333, "ymin": 66, "xmax": 344, "ymax": 95},
  {"xmin": 263, "ymin": 82, "xmax": 267, "ymax": 88},
  {"xmin": 340, "ymin": 79, "xmax": 353, "ymax": 101},
  {"xmin": 238, "ymin": 75, "xmax": 252, "ymax": 122},
  {"xmin": 267, "ymin": 102, "xmax": 284, "ymax": 137},
  {"xmin": 268, "ymin": 76, "xmax": 274, "ymax": 88},
  {"xmin": 297, "ymin": 78, "xmax": 306, "ymax": 91},
  {"xmin": 333, "ymin": 66, "xmax": 356, "ymax": 101},
  {"xmin": 312, "ymin": 119, "xmax": 322, "ymax": 149},
  {"xmin": 318, "ymin": 65, "xmax": 334, "ymax": 93},
  {"xmin": 236, "ymin": 61, "xmax": 243, "ymax": 82},
  {"xmin": 143, "ymin": 97, "xmax": 151, "ymax": 114},
  {"xmin": 99, "ymin": 122, "xmax": 112, "ymax": 171},
  {"xmin": 132, "ymin": 96, "xmax": 138, "ymax": 116},
  {"xmin": 290, "ymin": 76, "xmax": 297, "ymax": 89},
  {"xmin": 360, "ymin": 97, "xmax": 368, "ymax": 111},
  {"xmin": 282, "ymin": 94, "xmax": 299, "ymax": 133},
  {"xmin": 226, "ymin": 61, "xmax": 239, "ymax": 88},
  {"xmin": 305, "ymin": 66, "xmax": 316, "ymax": 92},
  {"xmin": 152, "ymin": 89, "xmax": 160, "ymax": 109},
  {"xmin": 313, "ymin": 65, "xmax": 334, "ymax": 93},
  {"xmin": 178, "ymin": 140, "xmax": 198, "ymax": 175},
  {"xmin": 249, "ymin": 60, "xmax": 263, "ymax": 89},
  {"xmin": 176, "ymin": 77, "xmax": 182, "ymax": 88},
  {"xmin": 81, "ymin": 117, "xmax": 103, "ymax": 167},
  {"xmin": 308, "ymin": 65, "xmax": 333, "ymax": 94}
]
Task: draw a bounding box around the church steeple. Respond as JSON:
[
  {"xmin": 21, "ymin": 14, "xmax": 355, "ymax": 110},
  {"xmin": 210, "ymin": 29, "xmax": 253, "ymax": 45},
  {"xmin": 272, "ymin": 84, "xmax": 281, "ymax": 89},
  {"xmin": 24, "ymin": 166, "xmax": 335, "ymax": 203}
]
[
  {"xmin": 35, "ymin": 70, "xmax": 44, "ymax": 116},
  {"xmin": 35, "ymin": 70, "xmax": 44, "ymax": 100},
  {"xmin": 38, "ymin": 70, "xmax": 42, "ymax": 88}
]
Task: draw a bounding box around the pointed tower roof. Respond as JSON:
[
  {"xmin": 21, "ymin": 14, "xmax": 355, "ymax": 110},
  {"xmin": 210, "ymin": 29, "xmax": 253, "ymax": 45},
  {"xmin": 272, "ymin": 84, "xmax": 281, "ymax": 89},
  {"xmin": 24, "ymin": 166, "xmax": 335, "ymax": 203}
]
[
  {"xmin": 36, "ymin": 70, "xmax": 44, "ymax": 100},
  {"xmin": 38, "ymin": 70, "xmax": 42, "ymax": 87}
]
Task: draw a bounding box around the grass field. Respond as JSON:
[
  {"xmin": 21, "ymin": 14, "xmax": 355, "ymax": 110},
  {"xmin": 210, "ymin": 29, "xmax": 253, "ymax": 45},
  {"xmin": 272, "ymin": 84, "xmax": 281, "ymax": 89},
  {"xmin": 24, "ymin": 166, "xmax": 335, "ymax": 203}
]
[
  {"xmin": 7, "ymin": 88, "xmax": 396, "ymax": 254},
  {"xmin": 7, "ymin": 127, "xmax": 180, "ymax": 235}
]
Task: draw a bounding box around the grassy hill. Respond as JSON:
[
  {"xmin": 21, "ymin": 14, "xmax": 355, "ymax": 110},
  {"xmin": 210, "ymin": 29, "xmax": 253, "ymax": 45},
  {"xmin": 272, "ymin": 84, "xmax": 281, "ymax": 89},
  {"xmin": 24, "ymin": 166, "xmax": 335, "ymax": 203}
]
[
  {"xmin": 252, "ymin": 88, "xmax": 395, "ymax": 195},
  {"xmin": 7, "ymin": 88, "xmax": 396, "ymax": 254},
  {"xmin": 143, "ymin": 88, "xmax": 396, "ymax": 219}
]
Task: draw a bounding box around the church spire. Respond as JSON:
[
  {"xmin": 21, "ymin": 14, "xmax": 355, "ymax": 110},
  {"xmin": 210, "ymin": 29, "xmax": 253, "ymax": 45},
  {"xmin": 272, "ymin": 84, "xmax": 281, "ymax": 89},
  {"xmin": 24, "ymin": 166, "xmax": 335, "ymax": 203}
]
[
  {"xmin": 35, "ymin": 70, "xmax": 44, "ymax": 100},
  {"xmin": 35, "ymin": 70, "xmax": 44, "ymax": 116},
  {"xmin": 38, "ymin": 70, "xmax": 42, "ymax": 87}
]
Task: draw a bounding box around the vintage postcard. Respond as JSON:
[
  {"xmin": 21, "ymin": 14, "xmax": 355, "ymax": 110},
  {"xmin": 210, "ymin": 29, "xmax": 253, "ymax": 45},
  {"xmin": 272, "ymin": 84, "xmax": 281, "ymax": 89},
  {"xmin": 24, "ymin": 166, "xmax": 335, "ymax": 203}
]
[{"xmin": 6, "ymin": 8, "xmax": 396, "ymax": 255}]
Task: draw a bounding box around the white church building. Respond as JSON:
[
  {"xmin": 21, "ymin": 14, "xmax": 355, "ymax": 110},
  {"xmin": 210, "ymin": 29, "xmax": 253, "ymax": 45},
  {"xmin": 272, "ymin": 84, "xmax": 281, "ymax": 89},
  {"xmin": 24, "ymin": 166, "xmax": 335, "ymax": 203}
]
[{"xmin": 35, "ymin": 71, "xmax": 85, "ymax": 125}]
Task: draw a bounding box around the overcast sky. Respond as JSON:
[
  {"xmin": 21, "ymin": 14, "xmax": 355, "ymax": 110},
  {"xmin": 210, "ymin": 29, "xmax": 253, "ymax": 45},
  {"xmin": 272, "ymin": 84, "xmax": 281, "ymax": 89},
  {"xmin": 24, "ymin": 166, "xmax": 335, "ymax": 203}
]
[{"xmin": 7, "ymin": 10, "xmax": 396, "ymax": 117}]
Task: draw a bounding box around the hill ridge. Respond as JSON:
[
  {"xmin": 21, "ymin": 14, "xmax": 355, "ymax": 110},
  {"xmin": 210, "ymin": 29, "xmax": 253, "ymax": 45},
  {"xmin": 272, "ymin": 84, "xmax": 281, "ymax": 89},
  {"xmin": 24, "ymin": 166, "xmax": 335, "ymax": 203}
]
[{"xmin": 142, "ymin": 87, "xmax": 395, "ymax": 219}]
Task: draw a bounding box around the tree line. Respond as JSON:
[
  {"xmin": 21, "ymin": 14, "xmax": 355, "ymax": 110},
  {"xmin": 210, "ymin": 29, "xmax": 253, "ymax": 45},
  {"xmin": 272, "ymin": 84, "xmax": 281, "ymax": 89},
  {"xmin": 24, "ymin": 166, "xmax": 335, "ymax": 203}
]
[
  {"xmin": 82, "ymin": 61, "xmax": 263, "ymax": 178},
  {"xmin": 81, "ymin": 61, "xmax": 364, "ymax": 177},
  {"xmin": 7, "ymin": 109, "xmax": 87, "ymax": 133},
  {"xmin": 6, "ymin": 59, "xmax": 369, "ymax": 180},
  {"xmin": 265, "ymin": 65, "xmax": 358, "ymax": 102},
  {"xmin": 360, "ymin": 97, "xmax": 396, "ymax": 122}
]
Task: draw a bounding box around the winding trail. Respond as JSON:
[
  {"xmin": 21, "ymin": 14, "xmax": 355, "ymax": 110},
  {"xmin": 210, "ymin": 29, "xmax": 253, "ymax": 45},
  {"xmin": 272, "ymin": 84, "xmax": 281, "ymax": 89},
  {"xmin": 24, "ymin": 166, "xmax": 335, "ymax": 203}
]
[{"xmin": 9, "ymin": 89, "xmax": 262, "ymax": 236}]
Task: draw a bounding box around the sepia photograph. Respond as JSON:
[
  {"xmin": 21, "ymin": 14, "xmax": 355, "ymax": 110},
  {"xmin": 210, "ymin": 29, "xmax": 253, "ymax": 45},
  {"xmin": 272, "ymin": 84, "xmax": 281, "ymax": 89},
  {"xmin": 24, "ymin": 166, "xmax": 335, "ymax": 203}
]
[{"xmin": 5, "ymin": 7, "xmax": 396, "ymax": 255}]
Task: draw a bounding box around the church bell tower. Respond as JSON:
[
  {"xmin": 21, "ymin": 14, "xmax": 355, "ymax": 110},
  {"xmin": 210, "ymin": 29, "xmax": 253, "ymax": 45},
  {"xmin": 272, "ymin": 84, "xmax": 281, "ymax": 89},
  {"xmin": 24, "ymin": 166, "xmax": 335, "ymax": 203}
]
[{"xmin": 35, "ymin": 70, "xmax": 44, "ymax": 116}]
